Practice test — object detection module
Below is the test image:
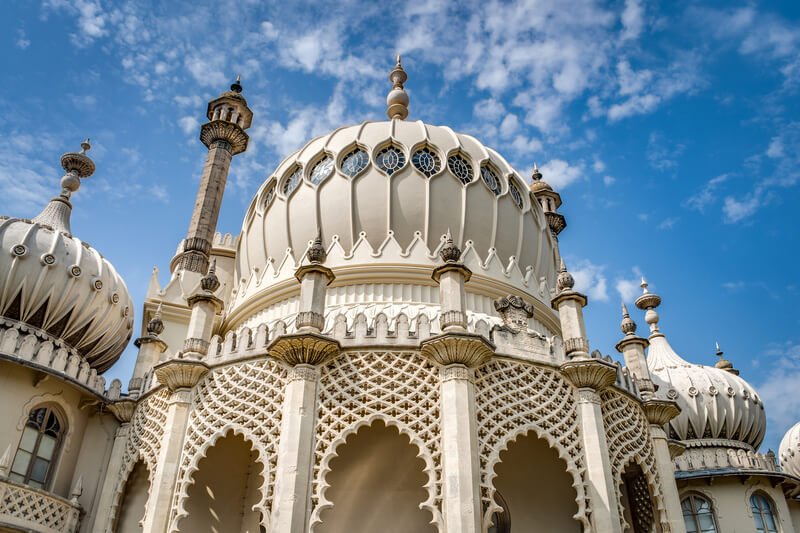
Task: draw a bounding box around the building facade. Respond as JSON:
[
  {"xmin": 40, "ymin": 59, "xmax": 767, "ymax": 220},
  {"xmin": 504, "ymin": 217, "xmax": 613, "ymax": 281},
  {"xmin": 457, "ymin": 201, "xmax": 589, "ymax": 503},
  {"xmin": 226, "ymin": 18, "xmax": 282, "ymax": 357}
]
[{"xmin": 1, "ymin": 59, "xmax": 800, "ymax": 533}]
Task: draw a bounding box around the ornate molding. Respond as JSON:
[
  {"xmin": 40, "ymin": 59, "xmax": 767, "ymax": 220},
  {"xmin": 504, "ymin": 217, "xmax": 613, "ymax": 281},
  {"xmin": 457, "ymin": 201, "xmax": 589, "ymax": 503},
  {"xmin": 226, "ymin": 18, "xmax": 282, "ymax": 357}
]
[
  {"xmin": 183, "ymin": 337, "xmax": 210, "ymax": 356},
  {"xmin": 420, "ymin": 331, "xmax": 495, "ymax": 367},
  {"xmin": 439, "ymin": 310, "xmax": 467, "ymax": 330},
  {"xmin": 296, "ymin": 311, "xmax": 324, "ymax": 332},
  {"xmin": 431, "ymin": 263, "xmax": 472, "ymax": 283},
  {"xmin": 560, "ymin": 358, "xmax": 617, "ymax": 390},
  {"xmin": 200, "ymin": 120, "xmax": 249, "ymax": 155},
  {"xmin": 268, "ymin": 332, "xmax": 341, "ymax": 366},
  {"xmin": 563, "ymin": 336, "xmax": 589, "ymax": 356},
  {"xmin": 107, "ymin": 399, "xmax": 137, "ymax": 423},
  {"xmin": 668, "ymin": 439, "xmax": 686, "ymax": 459},
  {"xmin": 294, "ymin": 264, "xmax": 335, "ymax": 285},
  {"xmin": 576, "ymin": 388, "xmax": 601, "ymax": 404},
  {"xmin": 440, "ymin": 364, "xmax": 473, "ymax": 382},
  {"xmin": 154, "ymin": 359, "xmax": 209, "ymax": 392},
  {"xmin": 643, "ymin": 398, "xmax": 680, "ymax": 427},
  {"xmin": 545, "ymin": 211, "xmax": 566, "ymax": 236},
  {"xmin": 288, "ymin": 364, "xmax": 320, "ymax": 382},
  {"xmin": 550, "ymin": 289, "xmax": 587, "ymax": 310}
]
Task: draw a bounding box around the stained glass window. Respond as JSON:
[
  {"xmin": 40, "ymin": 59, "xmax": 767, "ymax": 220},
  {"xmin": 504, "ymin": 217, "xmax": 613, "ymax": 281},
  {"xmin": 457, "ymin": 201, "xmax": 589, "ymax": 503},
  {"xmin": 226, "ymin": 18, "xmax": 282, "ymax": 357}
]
[
  {"xmin": 310, "ymin": 155, "xmax": 334, "ymax": 185},
  {"xmin": 341, "ymin": 148, "xmax": 369, "ymax": 178},
  {"xmin": 376, "ymin": 146, "xmax": 406, "ymax": 175},
  {"xmin": 412, "ymin": 147, "xmax": 441, "ymax": 177},
  {"xmin": 9, "ymin": 407, "xmax": 63, "ymax": 489},
  {"xmin": 448, "ymin": 154, "xmax": 473, "ymax": 184},
  {"xmin": 509, "ymin": 180, "xmax": 523, "ymax": 209},
  {"xmin": 264, "ymin": 184, "xmax": 276, "ymax": 207},
  {"xmin": 681, "ymin": 495, "xmax": 718, "ymax": 533},
  {"xmin": 480, "ymin": 165, "xmax": 502, "ymax": 195},
  {"xmin": 751, "ymin": 494, "xmax": 779, "ymax": 533},
  {"xmin": 282, "ymin": 167, "xmax": 302, "ymax": 196}
]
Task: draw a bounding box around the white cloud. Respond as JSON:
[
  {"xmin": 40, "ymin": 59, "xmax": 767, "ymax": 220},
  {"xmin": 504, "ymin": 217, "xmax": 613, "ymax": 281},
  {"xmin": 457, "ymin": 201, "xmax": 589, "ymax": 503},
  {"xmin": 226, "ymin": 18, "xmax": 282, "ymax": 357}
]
[
  {"xmin": 621, "ymin": 0, "xmax": 645, "ymax": 40},
  {"xmin": 657, "ymin": 217, "xmax": 679, "ymax": 230},
  {"xmin": 722, "ymin": 281, "xmax": 745, "ymax": 291},
  {"xmin": 647, "ymin": 131, "xmax": 685, "ymax": 170},
  {"xmin": 474, "ymin": 99, "xmax": 506, "ymax": 122},
  {"xmin": 569, "ymin": 259, "xmax": 609, "ymax": 302},
  {"xmin": 766, "ymin": 136, "xmax": 785, "ymax": 158},
  {"xmin": 178, "ymin": 116, "xmax": 200, "ymax": 135},
  {"xmin": 603, "ymin": 175, "xmax": 616, "ymax": 186},
  {"xmin": 592, "ymin": 158, "xmax": 606, "ymax": 173},
  {"xmin": 722, "ymin": 195, "xmax": 760, "ymax": 224},
  {"xmin": 758, "ymin": 342, "xmax": 800, "ymax": 449},
  {"xmin": 684, "ymin": 174, "xmax": 729, "ymax": 212},
  {"xmin": 15, "ymin": 29, "xmax": 30, "ymax": 49},
  {"xmin": 540, "ymin": 159, "xmax": 584, "ymax": 189},
  {"xmin": 499, "ymin": 114, "xmax": 520, "ymax": 139},
  {"xmin": 615, "ymin": 266, "xmax": 643, "ymax": 302}
]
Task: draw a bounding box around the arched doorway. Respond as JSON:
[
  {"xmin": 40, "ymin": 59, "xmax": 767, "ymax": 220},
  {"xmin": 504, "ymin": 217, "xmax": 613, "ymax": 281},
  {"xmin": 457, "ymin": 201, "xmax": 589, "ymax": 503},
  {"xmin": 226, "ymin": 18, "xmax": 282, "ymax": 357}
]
[
  {"xmin": 620, "ymin": 463, "xmax": 659, "ymax": 533},
  {"xmin": 178, "ymin": 431, "xmax": 264, "ymax": 533},
  {"xmin": 115, "ymin": 460, "xmax": 149, "ymax": 533},
  {"xmin": 316, "ymin": 420, "xmax": 435, "ymax": 532},
  {"xmin": 490, "ymin": 431, "xmax": 580, "ymax": 532}
]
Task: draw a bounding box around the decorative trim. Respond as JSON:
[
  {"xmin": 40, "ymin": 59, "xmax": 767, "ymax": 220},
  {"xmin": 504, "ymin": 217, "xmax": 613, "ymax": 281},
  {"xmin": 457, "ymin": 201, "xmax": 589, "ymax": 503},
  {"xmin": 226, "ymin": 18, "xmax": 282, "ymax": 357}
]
[
  {"xmin": 268, "ymin": 332, "xmax": 340, "ymax": 366},
  {"xmin": 563, "ymin": 336, "xmax": 590, "ymax": 355},
  {"xmin": 296, "ymin": 311, "xmax": 324, "ymax": 331},
  {"xmin": 420, "ymin": 331, "xmax": 495, "ymax": 367},
  {"xmin": 288, "ymin": 364, "xmax": 320, "ymax": 382},
  {"xmin": 200, "ymin": 120, "xmax": 249, "ymax": 154},
  {"xmin": 560, "ymin": 358, "xmax": 617, "ymax": 390},
  {"xmin": 643, "ymin": 398, "xmax": 680, "ymax": 427},
  {"xmin": 439, "ymin": 310, "xmax": 467, "ymax": 330},
  {"xmin": 576, "ymin": 388, "xmax": 601, "ymax": 405},
  {"xmin": 440, "ymin": 364, "xmax": 473, "ymax": 382},
  {"xmin": 154, "ymin": 359, "xmax": 209, "ymax": 391},
  {"xmin": 108, "ymin": 400, "xmax": 137, "ymax": 423},
  {"xmin": 182, "ymin": 338, "xmax": 210, "ymax": 356}
]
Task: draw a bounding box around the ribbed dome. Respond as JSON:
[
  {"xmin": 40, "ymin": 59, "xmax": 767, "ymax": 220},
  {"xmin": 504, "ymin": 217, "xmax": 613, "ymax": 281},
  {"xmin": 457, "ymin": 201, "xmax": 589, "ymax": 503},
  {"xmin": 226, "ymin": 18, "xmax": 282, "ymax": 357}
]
[
  {"xmin": 230, "ymin": 120, "xmax": 558, "ymax": 324},
  {"xmin": 779, "ymin": 421, "xmax": 800, "ymax": 477},
  {"xmin": 647, "ymin": 333, "xmax": 766, "ymax": 449}
]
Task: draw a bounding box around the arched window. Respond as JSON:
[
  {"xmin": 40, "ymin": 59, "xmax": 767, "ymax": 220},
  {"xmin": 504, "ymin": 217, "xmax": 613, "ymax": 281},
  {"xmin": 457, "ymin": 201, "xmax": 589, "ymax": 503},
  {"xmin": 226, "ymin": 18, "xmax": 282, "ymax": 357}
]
[
  {"xmin": 681, "ymin": 493, "xmax": 718, "ymax": 532},
  {"xmin": 751, "ymin": 493, "xmax": 779, "ymax": 533},
  {"xmin": 8, "ymin": 406, "xmax": 64, "ymax": 489}
]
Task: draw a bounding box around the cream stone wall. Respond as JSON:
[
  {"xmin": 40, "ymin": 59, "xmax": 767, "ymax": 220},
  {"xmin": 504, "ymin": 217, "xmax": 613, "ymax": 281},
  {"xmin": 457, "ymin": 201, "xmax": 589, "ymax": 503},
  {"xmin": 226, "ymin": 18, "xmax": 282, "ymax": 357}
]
[{"xmin": 788, "ymin": 499, "xmax": 800, "ymax": 532}]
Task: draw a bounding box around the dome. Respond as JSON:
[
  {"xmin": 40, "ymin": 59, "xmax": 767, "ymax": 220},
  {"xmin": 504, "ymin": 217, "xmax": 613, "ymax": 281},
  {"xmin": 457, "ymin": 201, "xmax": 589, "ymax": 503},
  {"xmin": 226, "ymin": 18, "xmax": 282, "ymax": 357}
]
[
  {"xmin": 228, "ymin": 119, "xmax": 559, "ymax": 329},
  {"xmin": 779, "ymin": 421, "xmax": 800, "ymax": 477},
  {"xmin": 0, "ymin": 142, "xmax": 133, "ymax": 373},
  {"xmin": 647, "ymin": 333, "xmax": 766, "ymax": 449}
]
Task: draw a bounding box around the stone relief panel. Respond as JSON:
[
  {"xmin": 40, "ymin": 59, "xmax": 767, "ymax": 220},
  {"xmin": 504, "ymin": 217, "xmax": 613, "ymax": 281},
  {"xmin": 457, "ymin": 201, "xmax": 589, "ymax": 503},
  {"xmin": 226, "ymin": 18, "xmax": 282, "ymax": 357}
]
[
  {"xmin": 311, "ymin": 351, "xmax": 442, "ymax": 531},
  {"xmin": 474, "ymin": 359, "xmax": 590, "ymax": 531},
  {"xmin": 600, "ymin": 389, "xmax": 667, "ymax": 532},
  {"xmin": 169, "ymin": 359, "xmax": 288, "ymax": 532}
]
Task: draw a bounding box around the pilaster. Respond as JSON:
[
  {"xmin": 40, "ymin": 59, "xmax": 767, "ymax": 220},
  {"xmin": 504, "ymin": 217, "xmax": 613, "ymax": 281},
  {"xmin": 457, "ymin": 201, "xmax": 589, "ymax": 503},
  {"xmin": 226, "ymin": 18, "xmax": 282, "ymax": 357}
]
[
  {"xmin": 644, "ymin": 399, "xmax": 686, "ymax": 533},
  {"xmin": 90, "ymin": 421, "xmax": 132, "ymax": 533}
]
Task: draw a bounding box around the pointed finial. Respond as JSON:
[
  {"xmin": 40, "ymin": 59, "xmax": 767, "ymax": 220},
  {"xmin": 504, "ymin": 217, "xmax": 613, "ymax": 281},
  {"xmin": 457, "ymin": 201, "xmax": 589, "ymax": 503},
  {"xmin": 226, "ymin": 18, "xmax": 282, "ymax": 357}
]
[
  {"xmin": 70, "ymin": 476, "xmax": 83, "ymax": 502},
  {"xmin": 556, "ymin": 258, "xmax": 575, "ymax": 292},
  {"xmin": 231, "ymin": 74, "xmax": 243, "ymax": 93},
  {"xmin": 620, "ymin": 301, "xmax": 637, "ymax": 336},
  {"xmin": 386, "ymin": 55, "xmax": 409, "ymax": 120},
  {"xmin": 714, "ymin": 341, "xmax": 739, "ymax": 374},
  {"xmin": 307, "ymin": 227, "xmax": 327, "ymax": 264},
  {"xmin": 640, "ymin": 277, "xmax": 649, "ymax": 293},
  {"xmin": 200, "ymin": 258, "xmax": 220, "ymax": 292},
  {"xmin": 439, "ymin": 228, "xmax": 461, "ymax": 263},
  {"xmin": 80, "ymin": 138, "xmax": 91, "ymax": 154},
  {"xmin": 0, "ymin": 444, "xmax": 12, "ymax": 476},
  {"xmin": 146, "ymin": 302, "xmax": 165, "ymax": 336},
  {"xmin": 532, "ymin": 162, "xmax": 542, "ymax": 182},
  {"xmin": 635, "ymin": 276, "xmax": 662, "ymax": 335},
  {"xmin": 716, "ymin": 341, "xmax": 722, "ymax": 356}
]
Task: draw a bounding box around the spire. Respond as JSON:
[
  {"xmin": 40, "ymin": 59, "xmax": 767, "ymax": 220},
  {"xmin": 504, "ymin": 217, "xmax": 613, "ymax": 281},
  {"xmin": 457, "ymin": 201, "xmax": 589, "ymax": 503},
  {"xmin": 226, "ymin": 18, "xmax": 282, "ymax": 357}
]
[
  {"xmin": 531, "ymin": 162, "xmax": 542, "ymax": 182},
  {"xmin": 386, "ymin": 55, "xmax": 409, "ymax": 120},
  {"xmin": 200, "ymin": 258, "xmax": 220, "ymax": 292},
  {"xmin": 714, "ymin": 341, "xmax": 739, "ymax": 375},
  {"xmin": 439, "ymin": 229, "xmax": 461, "ymax": 263},
  {"xmin": 32, "ymin": 138, "xmax": 96, "ymax": 234},
  {"xmin": 146, "ymin": 302, "xmax": 165, "ymax": 336},
  {"xmin": 635, "ymin": 277, "xmax": 663, "ymax": 335},
  {"xmin": 307, "ymin": 227, "xmax": 327, "ymax": 264},
  {"xmin": 556, "ymin": 258, "xmax": 575, "ymax": 292},
  {"xmin": 620, "ymin": 302, "xmax": 637, "ymax": 336},
  {"xmin": 231, "ymin": 73, "xmax": 242, "ymax": 93}
]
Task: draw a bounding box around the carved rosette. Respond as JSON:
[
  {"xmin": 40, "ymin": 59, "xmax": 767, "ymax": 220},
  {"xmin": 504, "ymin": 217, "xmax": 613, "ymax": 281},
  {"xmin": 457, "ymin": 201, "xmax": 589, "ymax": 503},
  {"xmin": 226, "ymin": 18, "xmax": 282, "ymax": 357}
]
[
  {"xmin": 268, "ymin": 332, "xmax": 341, "ymax": 366},
  {"xmin": 643, "ymin": 398, "xmax": 681, "ymax": 427},
  {"xmin": 108, "ymin": 399, "xmax": 137, "ymax": 423},
  {"xmin": 154, "ymin": 359, "xmax": 209, "ymax": 392},
  {"xmin": 296, "ymin": 311, "xmax": 325, "ymax": 331},
  {"xmin": 560, "ymin": 358, "xmax": 617, "ymax": 390},
  {"xmin": 420, "ymin": 332, "xmax": 495, "ymax": 367},
  {"xmin": 200, "ymin": 120, "xmax": 249, "ymax": 155}
]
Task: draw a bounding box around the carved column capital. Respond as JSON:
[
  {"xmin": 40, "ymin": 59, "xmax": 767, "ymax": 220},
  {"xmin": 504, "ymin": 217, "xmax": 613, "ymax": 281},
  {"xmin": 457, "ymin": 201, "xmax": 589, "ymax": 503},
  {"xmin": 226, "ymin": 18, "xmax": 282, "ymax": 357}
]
[
  {"xmin": 440, "ymin": 363, "xmax": 474, "ymax": 382},
  {"xmin": 107, "ymin": 399, "xmax": 137, "ymax": 423},
  {"xmin": 560, "ymin": 358, "xmax": 617, "ymax": 391},
  {"xmin": 550, "ymin": 289, "xmax": 588, "ymax": 310},
  {"xmin": 200, "ymin": 120, "xmax": 249, "ymax": 154},
  {"xmin": 643, "ymin": 398, "xmax": 681, "ymax": 427},
  {"xmin": 268, "ymin": 332, "xmax": 341, "ymax": 366},
  {"xmin": 576, "ymin": 388, "xmax": 602, "ymax": 405},
  {"xmin": 154, "ymin": 359, "xmax": 209, "ymax": 392},
  {"xmin": 295, "ymin": 311, "xmax": 324, "ymax": 331},
  {"xmin": 420, "ymin": 331, "xmax": 495, "ymax": 367},
  {"xmin": 288, "ymin": 364, "xmax": 320, "ymax": 382}
]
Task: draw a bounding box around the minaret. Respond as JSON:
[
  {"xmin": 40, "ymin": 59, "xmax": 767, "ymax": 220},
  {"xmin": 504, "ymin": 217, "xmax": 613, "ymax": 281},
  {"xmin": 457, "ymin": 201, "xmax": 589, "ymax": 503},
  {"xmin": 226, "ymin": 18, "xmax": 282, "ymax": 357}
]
[
  {"xmin": 174, "ymin": 75, "xmax": 253, "ymax": 274},
  {"xmin": 529, "ymin": 163, "xmax": 566, "ymax": 261}
]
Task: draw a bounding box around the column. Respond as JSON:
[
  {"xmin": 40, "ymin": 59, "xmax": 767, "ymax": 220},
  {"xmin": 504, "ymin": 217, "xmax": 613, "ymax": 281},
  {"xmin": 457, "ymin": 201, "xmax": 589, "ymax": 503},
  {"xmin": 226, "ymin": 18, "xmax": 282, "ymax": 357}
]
[{"xmin": 644, "ymin": 399, "xmax": 686, "ymax": 533}]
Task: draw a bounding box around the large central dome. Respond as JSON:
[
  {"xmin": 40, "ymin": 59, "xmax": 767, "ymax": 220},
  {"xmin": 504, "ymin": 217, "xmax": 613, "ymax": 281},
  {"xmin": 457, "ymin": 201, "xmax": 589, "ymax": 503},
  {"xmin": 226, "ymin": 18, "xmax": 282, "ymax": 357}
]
[{"xmin": 228, "ymin": 119, "xmax": 560, "ymax": 331}]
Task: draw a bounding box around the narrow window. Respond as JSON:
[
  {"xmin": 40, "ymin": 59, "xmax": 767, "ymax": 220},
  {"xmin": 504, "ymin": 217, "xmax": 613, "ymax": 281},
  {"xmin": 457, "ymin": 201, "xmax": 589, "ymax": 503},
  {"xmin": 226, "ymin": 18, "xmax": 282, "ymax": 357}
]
[
  {"xmin": 681, "ymin": 494, "xmax": 718, "ymax": 533},
  {"xmin": 751, "ymin": 493, "xmax": 779, "ymax": 533},
  {"xmin": 282, "ymin": 167, "xmax": 302, "ymax": 196},
  {"xmin": 376, "ymin": 145, "xmax": 406, "ymax": 175},
  {"xmin": 447, "ymin": 154, "xmax": 474, "ymax": 185},
  {"xmin": 412, "ymin": 147, "xmax": 441, "ymax": 177},
  {"xmin": 508, "ymin": 180, "xmax": 523, "ymax": 209},
  {"xmin": 341, "ymin": 148, "xmax": 369, "ymax": 178},
  {"xmin": 8, "ymin": 406, "xmax": 64, "ymax": 489},
  {"xmin": 310, "ymin": 155, "xmax": 334, "ymax": 185},
  {"xmin": 480, "ymin": 165, "xmax": 502, "ymax": 195}
]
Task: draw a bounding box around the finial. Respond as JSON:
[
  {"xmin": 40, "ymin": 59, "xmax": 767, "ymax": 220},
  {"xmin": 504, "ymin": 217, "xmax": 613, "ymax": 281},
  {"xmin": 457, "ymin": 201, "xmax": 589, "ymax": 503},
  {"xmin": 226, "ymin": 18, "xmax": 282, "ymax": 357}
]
[
  {"xmin": 200, "ymin": 258, "xmax": 220, "ymax": 292},
  {"xmin": 146, "ymin": 302, "xmax": 165, "ymax": 336},
  {"xmin": 556, "ymin": 258, "xmax": 575, "ymax": 292},
  {"xmin": 532, "ymin": 162, "xmax": 542, "ymax": 182},
  {"xmin": 70, "ymin": 476, "xmax": 83, "ymax": 502},
  {"xmin": 635, "ymin": 275, "xmax": 662, "ymax": 335},
  {"xmin": 714, "ymin": 341, "xmax": 739, "ymax": 374},
  {"xmin": 231, "ymin": 74, "xmax": 243, "ymax": 93},
  {"xmin": 386, "ymin": 55, "xmax": 409, "ymax": 120},
  {"xmin": 439, "ymin": 229, "xmax": 461, "ymax": 263},
  {"xmin": 80, "ymin": 138, "xmax": 91, "ymax": 154},
  {"xmin": 620, "ymin": 302, "xmax": 637, "ymax": 336},
  {"xmin": 307, "ymin": 228, "xmax": 327, "ymax": 264}
]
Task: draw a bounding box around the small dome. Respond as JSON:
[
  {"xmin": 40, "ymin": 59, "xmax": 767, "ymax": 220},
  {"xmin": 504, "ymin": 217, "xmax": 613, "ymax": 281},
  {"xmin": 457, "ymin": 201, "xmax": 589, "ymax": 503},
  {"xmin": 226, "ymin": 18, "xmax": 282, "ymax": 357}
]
[
  {"xmin": 648, "ymin": 333, "xmax": 766, "ymax": 449},
  {"xmin": 779, "ymin": 421, "xmax": 800, "ymax": 477}
]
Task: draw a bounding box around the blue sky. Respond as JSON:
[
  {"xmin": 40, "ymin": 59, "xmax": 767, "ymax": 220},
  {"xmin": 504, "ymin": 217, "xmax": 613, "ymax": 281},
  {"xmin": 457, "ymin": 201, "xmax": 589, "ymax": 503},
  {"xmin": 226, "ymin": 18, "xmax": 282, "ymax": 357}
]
[{"xmin": 1, "ymin": 0, "xmax": 799, "ymax": 452}]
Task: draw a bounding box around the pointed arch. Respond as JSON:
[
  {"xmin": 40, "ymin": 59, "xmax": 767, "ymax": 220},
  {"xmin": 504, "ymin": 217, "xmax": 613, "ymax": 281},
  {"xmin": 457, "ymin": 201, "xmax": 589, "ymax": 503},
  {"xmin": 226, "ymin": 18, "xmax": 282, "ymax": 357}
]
[{"xmin": 114, "ymin": 459, "xmax": 150, "ymax": 533}]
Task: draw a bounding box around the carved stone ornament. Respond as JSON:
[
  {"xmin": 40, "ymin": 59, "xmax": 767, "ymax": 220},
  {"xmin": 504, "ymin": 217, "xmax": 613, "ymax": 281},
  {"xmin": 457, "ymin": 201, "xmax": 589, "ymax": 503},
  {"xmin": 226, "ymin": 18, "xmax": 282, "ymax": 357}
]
[
  {"xmin": 420, "ymin": 331, "xmax": 495, "ymax": 367},
  {"xmin": 440, "ymin": 364, "xmax": 473, "ymax": 382},
  {"xmin": 294, "ymin": 264, "xmax": 335, "ymax": 285},
  {"xmin": 268, "ymin": 332, "xmax": 341, "ymax": 366},
  {"xmin": 183, "ymin": 337, "xmax": 211, "ymax": 356},
  {"xmin": 494, "ymin": 295, "xmax": 534, "ymax": 331},
  {"xmin": 296, "ymin": 311, "xmax": 325, "ymax": 331},
  {"xmin": 288, "ymin": 364, "xmax": 320, "ymax": 382},
  {"xmin": 107, "ymin": 399, "xmax": 137, "ymax": 423},
  {"xmin": 560, "ymin": 358, "xmax": 617, "ymax": 390},
  {"xmin": 550, "ymin": 289, "xmax": 588, "ymax": 310},
  {"xmin": 439, "ymin": 310, "xmax": 467, "ymax": 330},
  {"xmin": 200, "ymin": 120, "xmax": 250, "ymax": 154},
  {"xmin": 643, "ymin": 398, "xmax": 681, "ymax": 427},
  {"xmin": 154, "ymin": 359, "xmax": 210, "ymax": 392},
  {"xmin": 563, "ymin": 336, "xmax": 590, "ymax": 356},
  {"xmin": 667, "ymin": 439, "xmax": 687, "ymax": 459},
  {"xmin": 430, "ymin": 262, "xmax": 472, "ymax": 284},
  {"xmin": 186, "ymin": 290, "xmax": 224, "ymax": 310}
]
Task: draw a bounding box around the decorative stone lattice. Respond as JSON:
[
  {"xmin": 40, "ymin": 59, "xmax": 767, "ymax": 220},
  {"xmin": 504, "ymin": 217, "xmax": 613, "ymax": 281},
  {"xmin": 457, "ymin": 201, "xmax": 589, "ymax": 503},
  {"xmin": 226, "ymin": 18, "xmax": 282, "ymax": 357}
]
[
  {"xmin": 311, "ymin": 351, "xmax": 442, "ymax": 530},
  {"xmin": 122, "ymin": 389, "xmax": 170, "ymax": 482},
  {"xmin": 474, "ymin": 359, "xmax": 590, "ymax": 531},
  {"xmin": 169, "ymin": 359, "xmax": 287, "ymax": 532},
  {"xmin": 600, "ymin": 389, "xmax": 667, "ymax": 532},
  {"xmin": 0, "ymin": 478, "xmax": 80, "ymax": 532}
]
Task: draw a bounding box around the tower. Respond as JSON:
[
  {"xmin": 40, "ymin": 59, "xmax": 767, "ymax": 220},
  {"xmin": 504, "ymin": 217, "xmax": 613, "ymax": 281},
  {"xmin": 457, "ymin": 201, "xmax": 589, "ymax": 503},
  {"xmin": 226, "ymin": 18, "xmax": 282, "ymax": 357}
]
[
  {"xmin": 174, "ymin": 75, "xmax": 253, "ymax": 274},
  {"xmin": 529, "ymin": 163, "xmax": 566, "ymax": 262}
]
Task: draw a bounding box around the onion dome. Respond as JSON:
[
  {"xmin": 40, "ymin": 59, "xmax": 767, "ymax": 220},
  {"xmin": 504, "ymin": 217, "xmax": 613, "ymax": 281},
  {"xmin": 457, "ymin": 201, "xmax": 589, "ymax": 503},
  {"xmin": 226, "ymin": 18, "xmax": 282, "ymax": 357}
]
[
  {"xmin": 0, "ymin": 140, "xmax": 133, "ymax": 373},
  {"xmin": 779, "ymin": 421, "xmax": 800, "ymax": 477},
  {"xmin": 640, "ymin": 280, "xmax": 766, "ymax": 449}
]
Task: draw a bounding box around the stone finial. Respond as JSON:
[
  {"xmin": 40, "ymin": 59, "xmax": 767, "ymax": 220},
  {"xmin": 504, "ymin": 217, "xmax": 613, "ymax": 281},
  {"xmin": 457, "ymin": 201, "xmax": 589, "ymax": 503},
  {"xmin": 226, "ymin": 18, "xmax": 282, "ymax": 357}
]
[
  {"xmin": 620, "ymin": 302, "xmax": 637, "ymax": 336},
  {"xmin": 147, "ymin": 302, "xmax": 165, "ymax": 336},
  {"xmin": 714, "ymin": 342, "xmax": 739, "ymax": 375},
  {"xmin": 635, "ymin": 277, "xmax": 662, "ymax": 334},
  {"xmin": 70, "ymin": 476, "xmax": 83, "ymax": 503},
  {"xmin": 556, "ymin": 258, "xmax": 575, "ymax": 292},
  {"xmin": 0, "ymin": 444, "xmax": 12, "ymax": 476},
  {"xmin": 439, "ymin": 229, "xmax": 461, "ymax": 263},
  {"xmin": 386, "ymin": 55, "xmax": 409, "ymax": 120},
  {"xmin": 231, "ymin": 73, "xmax": 243, "ymax": 93},
  {"xmin": 307, "ymin": 228, "xmax": 327, "ymax": 264},
  {"xmin": 200, "ymin": 258, "xmax": 220, "ymax": 292},
  {"xmin": 531, "ymin": 162, "xmax": 542, "ymax": 182}
]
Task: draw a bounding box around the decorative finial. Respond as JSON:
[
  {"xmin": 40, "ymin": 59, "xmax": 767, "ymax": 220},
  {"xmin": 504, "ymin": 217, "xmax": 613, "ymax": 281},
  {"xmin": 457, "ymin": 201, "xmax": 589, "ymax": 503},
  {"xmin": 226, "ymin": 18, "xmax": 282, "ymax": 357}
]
[
  {"xmin": 620, "ymin": 302, "xmax": 637, "ymax": 336},
  {"xmin": 200, "ymin": 258, "xmax": 220, "ymax": 292},
  {"xmin": 70, "ymin": 476, "xmax": 83, "ymax": 503},
  {"xmin": 556, "ymin": 258, "xmax": 575, "ymax": 292},
  {"xmin": 386, "ymin": 55, "xmax": 409, "ymax": 120},
  {"xmin": 532, "ymin": 162, "xmax": 542, "ymax": 182},
  {"xmin": 146, "ymin": 302, "xmax": 165, "ymax": 336},
  {"xmin": 231, "ymin": 74, "xmax": 243, "ymax": 93},
  {"xmin": 714, "ymin": 341, "xmax": 739, "ymax": 375},
  {"xmin": 80, "ymin": 138, "xmax": 91, "ymax": 154},
  {"xmin": 439, "ymin": 229, "xmax": 461, "ymax": 263},
  {"xmin": 307, "ymin": 228, "xmax": 327, "ymax": 264},
  {"xmin": 635, "ymin": 276, "xmax": 662, "ymax": 335}
]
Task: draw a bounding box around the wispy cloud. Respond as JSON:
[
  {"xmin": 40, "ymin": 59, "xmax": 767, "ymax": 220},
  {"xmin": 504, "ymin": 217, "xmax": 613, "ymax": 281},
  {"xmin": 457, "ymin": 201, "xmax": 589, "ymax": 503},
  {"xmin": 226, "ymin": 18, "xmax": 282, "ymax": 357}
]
[
  {"xmin": 684, "ymin": 174, "xmax": 729, "ymax": 212},
  {"xmin": 647, "ymin": 131, "xmax": 685, "ymax": 171},
  {"xmin": 540, "ymin": 159, "xmax": 585, "ymax": 189},
  {"xmin": 569, "ymin": 258, "xmax": 609, "ymax": 302}
]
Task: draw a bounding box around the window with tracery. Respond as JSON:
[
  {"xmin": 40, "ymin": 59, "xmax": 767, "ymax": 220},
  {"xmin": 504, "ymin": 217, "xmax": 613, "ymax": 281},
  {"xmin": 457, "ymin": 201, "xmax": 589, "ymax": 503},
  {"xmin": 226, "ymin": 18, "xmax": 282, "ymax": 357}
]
[
  {"xmin": 8, "ymin": 406, "xmax": 64, "ymax": 489},
  {"xmin": 376, "ymin": 145, "xmax": 406, "ymax": 175},
  {"xmin": 412, "ymin": 147, "xmax": 441, "ymax": 177},
  {"xmin": 751, "ymin": 493, "xmax": 779, "ymax": 533},
  {"xmin": 448, "ymin": 154, "xmax": 473, "ymax": 184},
  {"xmin": 480, "ymin": 165, "xmax": 502, "ymax": 195},
  {"xmin": 282, "ymin": 167, "xmax": 302, "ymax": 196},
  {"xmin": 341, "ymin": 148, "xmax": 368, "ymax": 178},
  {"xmin": 264, "ymin": 184, "xmax": 276, "ymax": 207},
  {"xmin": 508, "ymin": 180, "xmax": 523, "ymax": 208},
  {"xmin": 681, "ymin": 494, "xmax": 718, "ymax": 533},
  {"xmin": 310, "ymin": 156, "xmax": 334, "ymax": 185}
]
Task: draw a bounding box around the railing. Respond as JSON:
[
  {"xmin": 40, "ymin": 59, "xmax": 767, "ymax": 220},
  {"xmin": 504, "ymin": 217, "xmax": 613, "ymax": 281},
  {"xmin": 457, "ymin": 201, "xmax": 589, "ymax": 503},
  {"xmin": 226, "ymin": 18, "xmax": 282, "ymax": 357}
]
[
  {"xmin": 0, "ymin": 477, "xmax": 80, "ymax": 533},
  {"xmin": 673, "ymin": 446, "xmax": 780, "ymax": 473}
]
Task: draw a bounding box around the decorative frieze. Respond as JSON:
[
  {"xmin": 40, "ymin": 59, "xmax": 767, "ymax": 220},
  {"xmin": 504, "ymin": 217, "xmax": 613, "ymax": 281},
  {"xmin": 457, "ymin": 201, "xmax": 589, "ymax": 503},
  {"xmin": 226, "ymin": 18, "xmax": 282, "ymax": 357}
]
[
  {"xmin": 288, "ymin": 364, "xmax": 320, "ymax": 382},
  {"xmin": 182, "ymin": 337, "xmax": 210, "ymax": 356},
  {"xmin": 563, "ymin": 336, "xmax": 590, "ymax": 356},
  {"xmin": 295, "ymin": 311, "xmax": 324, "ymax": 331},
  {"xmin": 440, "ymin": 363, "xmax": 473, "ymax": 382}
]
